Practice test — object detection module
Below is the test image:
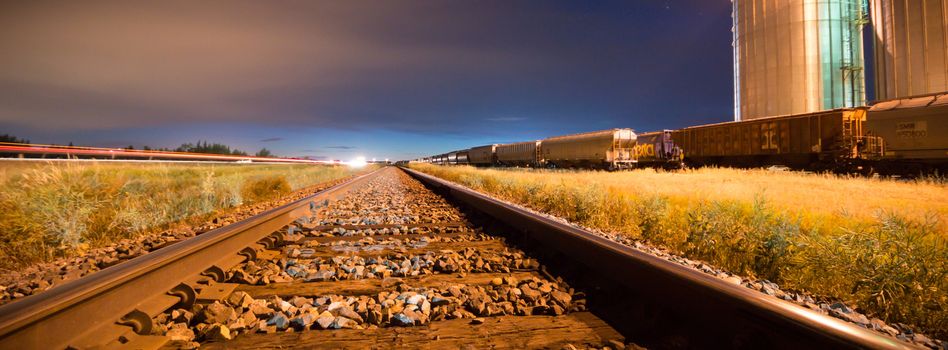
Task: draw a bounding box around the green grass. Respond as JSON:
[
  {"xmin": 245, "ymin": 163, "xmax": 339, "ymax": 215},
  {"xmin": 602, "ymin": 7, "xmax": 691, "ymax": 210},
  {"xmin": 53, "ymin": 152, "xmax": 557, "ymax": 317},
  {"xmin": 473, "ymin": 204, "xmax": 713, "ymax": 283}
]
[
  {"xmin": 0, "ymin": 161, "xmax": 365, "ymax": 269},
  {"xmin": 410, "ymin": 163, "xmax": 948, "ymax": 336}
]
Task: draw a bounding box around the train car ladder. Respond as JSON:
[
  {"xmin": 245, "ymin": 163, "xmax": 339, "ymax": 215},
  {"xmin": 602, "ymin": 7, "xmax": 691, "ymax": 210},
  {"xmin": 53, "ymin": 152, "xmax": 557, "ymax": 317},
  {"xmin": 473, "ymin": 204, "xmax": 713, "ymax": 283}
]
[{"xmin": 842, "ymin": 109, "xmax": 883, "ymax": 160}]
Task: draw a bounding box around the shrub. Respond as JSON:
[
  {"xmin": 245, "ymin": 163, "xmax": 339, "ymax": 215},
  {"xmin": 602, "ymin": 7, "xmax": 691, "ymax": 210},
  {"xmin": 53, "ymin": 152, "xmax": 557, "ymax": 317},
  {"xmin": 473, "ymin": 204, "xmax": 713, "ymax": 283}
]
[{"xmin": 241, "ymin": 176, "xmax": 292, "ymax": 203}]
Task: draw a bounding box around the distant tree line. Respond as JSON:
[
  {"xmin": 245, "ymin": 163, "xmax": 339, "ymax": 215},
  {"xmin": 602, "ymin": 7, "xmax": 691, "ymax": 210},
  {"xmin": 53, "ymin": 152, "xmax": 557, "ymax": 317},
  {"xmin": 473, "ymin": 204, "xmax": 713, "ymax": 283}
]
[
  {"xmin": 173, "ymin": 141, "xmax": 248, "ymax": 156},
  {"xmin": 0, "ymin": 134, "xmax": 30, "ymax": 144},
  {"xmin": 0, "ymin": 134, "xmax": 277, "ymax": 157}
]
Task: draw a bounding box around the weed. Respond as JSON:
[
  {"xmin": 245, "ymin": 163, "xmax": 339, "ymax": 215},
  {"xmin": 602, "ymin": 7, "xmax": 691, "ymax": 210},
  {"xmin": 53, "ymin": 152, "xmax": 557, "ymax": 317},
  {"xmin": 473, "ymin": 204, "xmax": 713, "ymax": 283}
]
[{"xmin": 241, "ymin": 176, "xmax": 292, "ymax": 203}]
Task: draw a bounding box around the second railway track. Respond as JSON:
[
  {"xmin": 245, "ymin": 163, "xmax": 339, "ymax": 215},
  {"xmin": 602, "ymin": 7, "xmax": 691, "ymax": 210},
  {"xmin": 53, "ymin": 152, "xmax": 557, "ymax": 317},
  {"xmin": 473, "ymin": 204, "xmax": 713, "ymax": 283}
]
[{"xmin": 0, "ymin": 166, "xmax": 920, "ymax": 349}]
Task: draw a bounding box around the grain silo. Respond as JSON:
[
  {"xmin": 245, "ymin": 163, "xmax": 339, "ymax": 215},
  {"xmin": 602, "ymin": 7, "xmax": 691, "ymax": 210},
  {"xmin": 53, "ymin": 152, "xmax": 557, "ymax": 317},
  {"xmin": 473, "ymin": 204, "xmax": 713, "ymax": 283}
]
[
  {"xmin": 733, "ymin": 0, "xmax": 868, "ymax": 121},
  {"xmin": 870, "ymin": 0, "xmax": 948, "ymax": 101}
]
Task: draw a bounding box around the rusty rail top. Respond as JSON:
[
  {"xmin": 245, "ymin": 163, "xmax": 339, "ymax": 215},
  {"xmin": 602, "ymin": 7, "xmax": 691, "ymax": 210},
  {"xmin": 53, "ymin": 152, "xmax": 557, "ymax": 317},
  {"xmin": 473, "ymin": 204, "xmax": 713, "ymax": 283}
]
[
  {"xmin": 0, "ymin": 167, "xmax": 386, "ymax": 350},
  {"xmin": 400, "ymin": 166, "xmax": 917, "ymax": 350}
]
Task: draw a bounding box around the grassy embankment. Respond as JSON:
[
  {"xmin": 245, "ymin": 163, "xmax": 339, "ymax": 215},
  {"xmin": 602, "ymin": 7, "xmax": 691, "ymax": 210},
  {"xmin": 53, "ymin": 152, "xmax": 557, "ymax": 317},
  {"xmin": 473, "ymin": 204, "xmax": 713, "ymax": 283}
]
[
  {"xmin": 0, "ymin": 161, "xmax": 366, "ymax": 269},
  {"xmin": 409, "ymin": 163, "xmax": 948, "ymax": 336}
]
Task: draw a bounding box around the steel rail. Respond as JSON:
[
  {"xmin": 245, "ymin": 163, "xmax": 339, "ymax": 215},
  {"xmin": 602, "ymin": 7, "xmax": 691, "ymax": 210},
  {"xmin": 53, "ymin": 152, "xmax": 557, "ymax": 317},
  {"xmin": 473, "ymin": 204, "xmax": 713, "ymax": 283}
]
[
  {"xmin": 0, "ymin": 167, "xmax": 386, "ymax": 350},
  {"xmin": 401, "ymin": 167, "xmax": 919, "ymax": 350},
  {"xmin": 0, "ymin": 142, "xmax": 335, "ymax": 164}
]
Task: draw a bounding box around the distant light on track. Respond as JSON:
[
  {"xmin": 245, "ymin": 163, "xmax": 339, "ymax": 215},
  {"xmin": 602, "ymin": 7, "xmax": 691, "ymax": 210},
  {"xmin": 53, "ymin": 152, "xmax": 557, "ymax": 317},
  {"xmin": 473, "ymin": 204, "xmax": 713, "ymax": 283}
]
[{"xmin": 348, "ymin": 156, "xmax": 367, "ymax": 168}]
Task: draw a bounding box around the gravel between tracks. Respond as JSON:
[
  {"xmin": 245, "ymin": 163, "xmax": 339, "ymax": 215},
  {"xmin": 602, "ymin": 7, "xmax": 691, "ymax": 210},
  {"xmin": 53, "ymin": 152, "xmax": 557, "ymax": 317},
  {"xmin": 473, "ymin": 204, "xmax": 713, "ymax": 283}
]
[{"xmin": 150, "ymin": 168, "xmax": 626, "ymax": 349}]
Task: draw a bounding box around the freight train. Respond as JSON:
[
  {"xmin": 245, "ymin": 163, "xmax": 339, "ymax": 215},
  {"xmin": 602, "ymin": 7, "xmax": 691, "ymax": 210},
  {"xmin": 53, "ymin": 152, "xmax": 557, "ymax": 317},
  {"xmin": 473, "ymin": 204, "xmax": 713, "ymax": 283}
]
[{"xmin": 414, "ymin": 92, "xmax": 948, "ymax": 175}]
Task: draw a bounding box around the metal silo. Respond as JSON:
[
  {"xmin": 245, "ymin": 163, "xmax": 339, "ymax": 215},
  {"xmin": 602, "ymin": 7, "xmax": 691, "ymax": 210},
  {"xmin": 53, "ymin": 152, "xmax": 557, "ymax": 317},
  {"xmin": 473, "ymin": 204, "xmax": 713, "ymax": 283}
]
[
  {"xmin": 733, "ymin": 0, "xmax": 868, "ymax": 121},
  {"xmin": 870, "ymin": 0, "xmax": 948, "ymax": 101}
]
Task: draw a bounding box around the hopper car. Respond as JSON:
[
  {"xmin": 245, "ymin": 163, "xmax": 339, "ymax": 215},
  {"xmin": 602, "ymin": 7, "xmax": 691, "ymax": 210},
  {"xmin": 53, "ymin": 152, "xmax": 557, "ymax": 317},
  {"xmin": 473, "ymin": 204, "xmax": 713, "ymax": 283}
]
[
  {"xmin": 671, "ymin": 108, "xmax": 884, "ymax": 171},
  {"xmin": 456, "ymin": 150, "xmax": 470, "ymax": 165},
  {"xmin": 468, "ymin": 144, "xmax": 497, "ymax": 165},
  {"xmin": 633, "ymin": 130, "xmax": 684, "ymax": 168},
  {"xmin": 496, "ymin": 141, "xmax": 541, "ymax": 167},
  {"xmin": 866, "ymin": 93, "xmax": 948, "ymax": 174},
  {"xmin": 415, "ymin": 92, "xmax": 946, "ymax": 175},
  {"xmin": 540, "ymin": 128, "xmax": 637, "ymax": 170}
]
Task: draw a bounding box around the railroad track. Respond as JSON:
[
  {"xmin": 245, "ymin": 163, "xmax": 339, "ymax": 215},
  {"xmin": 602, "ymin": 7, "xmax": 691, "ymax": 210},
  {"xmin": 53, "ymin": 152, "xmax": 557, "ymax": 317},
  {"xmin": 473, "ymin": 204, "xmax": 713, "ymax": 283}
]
[{"xmin": 0, "ymin": 167, "xmax": 920, "ymax": 349}]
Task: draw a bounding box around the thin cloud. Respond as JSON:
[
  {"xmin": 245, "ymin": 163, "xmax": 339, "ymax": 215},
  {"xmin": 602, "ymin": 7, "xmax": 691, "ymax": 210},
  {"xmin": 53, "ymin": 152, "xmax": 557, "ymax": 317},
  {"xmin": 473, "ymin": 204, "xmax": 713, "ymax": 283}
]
[
  {"xmin": 260, "ymin": 137, "xmax": 283, "ymax": 142},
  {"xmin": 324, "ymin": 145, "xmax": 355, "ymax": 149},
  {"xmin": 486, "ymin": 117, "xmax": 527, "ymax": 122}
]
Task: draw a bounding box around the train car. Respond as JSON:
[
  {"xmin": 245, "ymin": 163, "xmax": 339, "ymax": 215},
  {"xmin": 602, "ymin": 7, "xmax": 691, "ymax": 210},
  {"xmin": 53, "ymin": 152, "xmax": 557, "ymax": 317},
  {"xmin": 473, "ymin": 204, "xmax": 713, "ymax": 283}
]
[
  {"xmin": 468, "ymin": 144, "xmax": 497, "ymax": 165},
  {"xmin": 446, "ymin": 152, "xmax": 458, "ymax": 165},
  {"xmin": 540, "ymin": 129, "xmax": 637, "ymax": 170},
  {"xmin": 634, "ymin": 130, "xmax": 683, "ymax": 168},
  {"xmin": 672, "ymin": 108, "xmax": 883, "ymax": 170},
  {"xmin": 456, "ymin": 150, "xmax": 470, "ymax": 165},
  {"xmin": 866, "ymin": 92, "xmax": 948, "ymax": 174},
  {"xmin": 496, "ymin": 141, "xmax": 540, "ymax": 167}
]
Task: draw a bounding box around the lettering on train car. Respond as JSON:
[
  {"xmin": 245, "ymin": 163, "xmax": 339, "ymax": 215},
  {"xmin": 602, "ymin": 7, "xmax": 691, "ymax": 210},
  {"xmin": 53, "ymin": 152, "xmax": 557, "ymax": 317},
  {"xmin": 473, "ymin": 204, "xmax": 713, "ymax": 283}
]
[
  {"xmin": 896, "ymin": 121, "xmax": 927, "ymax": 138},
  {"xmin": 761, "ymin": 122, "xmax": 777, "ymax": 150},
  {"xmin": 633, "ymin": 143, "xmax": 655, "ymax": 159}
]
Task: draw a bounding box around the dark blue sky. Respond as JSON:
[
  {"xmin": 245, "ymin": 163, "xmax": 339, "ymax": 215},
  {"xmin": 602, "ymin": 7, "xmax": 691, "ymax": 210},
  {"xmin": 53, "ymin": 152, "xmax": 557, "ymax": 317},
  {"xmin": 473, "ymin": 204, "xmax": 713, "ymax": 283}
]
[{"xmin": 0, "ymin": 0, "xmax": 735, "ymax": 161}]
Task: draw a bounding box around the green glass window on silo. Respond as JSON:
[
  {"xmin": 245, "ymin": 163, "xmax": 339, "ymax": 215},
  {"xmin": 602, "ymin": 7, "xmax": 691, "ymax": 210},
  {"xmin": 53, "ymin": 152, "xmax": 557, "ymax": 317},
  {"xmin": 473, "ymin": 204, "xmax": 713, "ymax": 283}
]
[{"xmin": 819, "ymin": 0, "xmax": 866, "ymax": 110}]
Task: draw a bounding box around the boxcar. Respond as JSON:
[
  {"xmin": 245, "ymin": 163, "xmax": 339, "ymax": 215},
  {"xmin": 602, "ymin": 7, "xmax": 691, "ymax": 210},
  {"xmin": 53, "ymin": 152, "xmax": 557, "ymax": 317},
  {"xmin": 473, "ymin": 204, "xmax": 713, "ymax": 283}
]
[
  {"xmin": 468, "ymin": 144, "xmax": 497, "ymax": 165},
  {"xmin": 456, "ymin": 150, "xmax": 470, "ymax": 165},
  {"xmin": 672, "ymin": 108, "xmax": 883, "ymax": 170},
  {"xmin": 496, "ymin": 141, "xmax": 540, "ymax": 167},
  {"xmin": 866, "ymin": 93, "xmax": 948, "ymax": 173},
  {"xmin": 634, "ymin": 130, "xmax": 683, "ymax": 168},
  {"xmin": 540, "ymin": 129, "xmax": 637, "ymax": 169}
]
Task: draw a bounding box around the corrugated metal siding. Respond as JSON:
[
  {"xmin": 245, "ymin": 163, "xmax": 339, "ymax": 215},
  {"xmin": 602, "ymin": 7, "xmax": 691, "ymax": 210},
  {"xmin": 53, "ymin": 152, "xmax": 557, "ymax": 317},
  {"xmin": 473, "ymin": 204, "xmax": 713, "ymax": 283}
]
[
  {"xmin": 871, "ymin": 0, "xmax": 948, "ymax": 100},
  {"xmin": 468, "ymin": 145, "xmax": 496, "ymax": 164},
  {"xmin": 734, "ymin": 0, "xmax": 866, "ymax": 120},
  {"xmin": 673, "ymin": 110, "xmax": 853, "ymax": 158},
  {"xmin": 496, "ymin": 141, "xmax": 539, "ymax": 164},
  {"xmin": 541, "ymin": 129, "xmax": 636, "ymax": 163}
]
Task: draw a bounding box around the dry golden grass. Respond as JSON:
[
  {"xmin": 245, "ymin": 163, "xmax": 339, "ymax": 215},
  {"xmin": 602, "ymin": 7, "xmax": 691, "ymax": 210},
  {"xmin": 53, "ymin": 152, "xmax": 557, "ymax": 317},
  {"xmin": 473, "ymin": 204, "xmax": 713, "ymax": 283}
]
[
  {"xmin": 0, "ymin": 161, "xmax": 365, "ymax": 269},
  {"xmin": 410, "ymin": 163, "xmax": 948, "ymax": 336}
]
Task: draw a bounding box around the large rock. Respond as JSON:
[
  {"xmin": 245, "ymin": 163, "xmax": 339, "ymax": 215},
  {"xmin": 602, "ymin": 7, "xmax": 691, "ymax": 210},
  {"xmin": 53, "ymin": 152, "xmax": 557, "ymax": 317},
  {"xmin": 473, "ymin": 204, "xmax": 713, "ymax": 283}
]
[
  {"xmin": 226, "ymin": 291, "xmax": 254, "ymax": 309},
  {"xmin": 406, "ymin": 294, "xmax": 426, "ymax": 306},
  {"xmin": 331, "ymin": 316, "xmax": 358, "ymax": 329},
  {"xmin": 520, "ymin": 286, "xmax": 542, "ymax": 302},
  {"xmin": 336, "ymin": 306, "xmax": 364, "ymax": 323},
  {"xmin": 315, "ymin": 311, "xmax": 335, "ymax": 329},
  {"xmin": 290, "ymin": 314, "xmax": 315, "ymax": 329},
  {"xmin": 200, "ymin": 302, "xmax": 235, "ymax": 324},
  {"xmin": 248, "ymin": 300, "xmax": 274, "ymax": 317},
  {"xmin": 202, "ymin": 324, "xmax": 232, "ymax": 342},
  {"xmin": 305, "ymin": 270, "xmax": 335, "ymax": 282},
  {"xmin": 171, "ymin": 309, "xmax": 194, "ymax": 324},
  {"xmin": 391, "ymin": 313, "xmax": 414, "ymax": 327},
  {"xmin": 266, "ymin": 313, "xmax": 290, "ymax": 330},
  {"xmin": 550, "ymin": 290, "xmax": 572, "ymax": 307},
  {"xmin": 166, "ymin": 323, "xmax": 195, "ymax": 342}
]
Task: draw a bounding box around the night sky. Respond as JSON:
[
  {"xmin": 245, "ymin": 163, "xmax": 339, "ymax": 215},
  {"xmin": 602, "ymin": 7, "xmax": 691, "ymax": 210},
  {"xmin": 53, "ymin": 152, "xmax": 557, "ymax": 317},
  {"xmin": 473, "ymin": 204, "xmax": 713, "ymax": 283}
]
[{"xmin": 0, "ymin": 0, "xmax": 734, "ymax": 161}]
